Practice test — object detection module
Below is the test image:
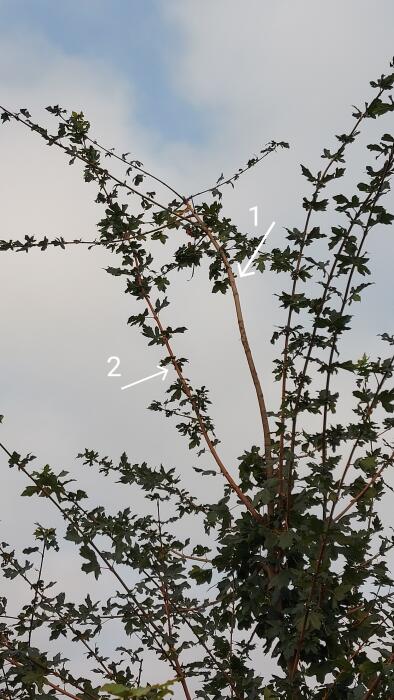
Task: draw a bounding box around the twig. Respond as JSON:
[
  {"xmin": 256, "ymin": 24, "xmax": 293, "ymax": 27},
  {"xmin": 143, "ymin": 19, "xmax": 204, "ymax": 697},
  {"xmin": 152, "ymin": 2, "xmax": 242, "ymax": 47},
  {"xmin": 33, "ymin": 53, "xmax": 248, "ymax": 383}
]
[
  {"xmin": 289, "ymin": 364, "xmax": 393, "ymax": 679},
  {"xmin": 185, "ymin": 202, "xmax": 273, "ymax": 478},
  {"xmin": 156, "ymin": 503, "xmax": 192, "ymax": 700},
  {"xmin": 132, "ymin": 254, "xmax": 266, "ymax": 524},
  {"xmin": 278, "ymin": 89, "xmax": 386, "ymax": 522},
  {"xmin": 27, "ymin": 537, "xmax": 46, "ymax": 646},
  {"xmin": 334, "ymin": 454, "xmax": 392, "ymax": 522},
  {"xmin": 0, "ymin": 441, "xmax": 184, "ymax": 677},
  {"xmin": 191, "ymin": 141, "xmax": 284, "ymax": 199},
  {"xmin": 0, "ymin": 633, "xmax": 98, "ymax": 700}
]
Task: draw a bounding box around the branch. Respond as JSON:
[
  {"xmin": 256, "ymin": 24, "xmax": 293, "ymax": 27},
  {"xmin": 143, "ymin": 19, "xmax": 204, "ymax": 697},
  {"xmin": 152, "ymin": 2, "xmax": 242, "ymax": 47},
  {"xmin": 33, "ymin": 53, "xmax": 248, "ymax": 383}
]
[
  {"xmin": 191, "ymin": 140, "xmax": 288, "ymax": 199},
  {"xmin": 27, "ymin": 537, "xmax": 46, "ymax": 646},
  {"xmin": 334, "ymin": 452, "xmax": 392, "ymax": 522},
  {"xmin": 0, "ymin": 633, "xmax": 99, "ymax": 700},
  {"xmin": 168, "ymin": 548, "xmax": 212, "ymax": 564},
  {"xmin": 286, "ymin": 148, "xmax": 394, "ymax": 522},
  {"xmin": 289, "ymin": 362, "xmax": 393, "ymax": 680},
  {"xmin": 0, "ymin": 106, "xmax": 200, "ymax": 235},
  {"xmin": 0, "ymin": 543, "xmax": 113, "ymax": 680},
  {"xmin": 156, "ymin": 504, "xmax": 192, "ymax": 700},
  {"xmin": 185, "ymin": 202, "xmax": 273, "ymax": 475},
  {"xmin": 278, "ymin": 86, "xmax": 387, "ymax": 521},
  {"xmin": 133, "ymin": 254, "xmax": 266, "ymax": 524},
  {"xmin": 319, "ymin": 146, "xmax": 394, "ymax": 508},
  {"xmin": 361, "ymin": 651, "xmax": 394, "ymax": 700},
  {"xmin": 0, "ymin": 441, "xmax": 183, "ymax": 677},
  {"xmin": 0, "ymin": 223, "xmax": 171, "ymax": 253}
]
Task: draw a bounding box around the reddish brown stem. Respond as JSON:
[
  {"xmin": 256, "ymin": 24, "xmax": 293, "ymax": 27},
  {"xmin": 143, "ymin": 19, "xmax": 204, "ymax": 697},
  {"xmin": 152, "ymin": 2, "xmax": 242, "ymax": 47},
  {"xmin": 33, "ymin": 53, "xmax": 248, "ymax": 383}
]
[
  {"xmin": 334, "ymin": 455, "xmax": 392, "ymax": 523},
  {"xmin": 0, "ymin": 635, "xmax": 96, "ymax": 700},
  {"xmin": 186, "ymin": 203, "xmax": 273, "ymax": 472},
  {"xmin": 361, "ymin": 652, "xmax": 394, "ymax": 700},
  {"xmin": 156, "ymin": 506, "xmax": 192, "ymax": 700},
  {"xmin": 134, "ymin": 258, "xmax": 265, "ymax": 524},
  {"xmin": 278, "ymin": 94, "xmax": 384, "ymax": 522},
  {"xmin": 289, "ymin": 366, "xmax": 393, "ymax": 680}
]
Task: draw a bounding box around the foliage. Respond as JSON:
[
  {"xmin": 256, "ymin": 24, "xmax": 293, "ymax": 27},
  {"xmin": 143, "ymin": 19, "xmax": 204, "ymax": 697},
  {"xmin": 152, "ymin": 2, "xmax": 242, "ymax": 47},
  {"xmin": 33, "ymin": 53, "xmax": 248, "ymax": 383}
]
[{"xmin": 0, "ymin": 60, "xmax": 394, "ymax": 699}]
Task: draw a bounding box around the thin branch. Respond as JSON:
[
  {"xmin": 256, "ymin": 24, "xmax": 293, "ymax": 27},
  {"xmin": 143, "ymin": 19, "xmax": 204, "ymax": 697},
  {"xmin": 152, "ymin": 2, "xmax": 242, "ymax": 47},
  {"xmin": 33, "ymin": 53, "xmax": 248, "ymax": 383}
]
[
  {"xmin": 132, "ymin": 254, "xmax": 265, "ymax": 524},
  {"xmin": 320, "ymin": 147, "xmax": 394, "ymax": 508},
  {"xmin": 286, "ymin": 149, "xmax": 394, "ymax": 523},
  {"xmin": 329, "ymin": 356, "xmax": 393, "ymax": 517},
  {"xmin": 1, "ymin": 666, "xmax": 12, "ymax": 700},
  {"xmin": 0, "ymin": 106, "xmax": 201, "ymax": 235},
  {"xmin": 27, "ymin": 537, "xmax": 46, "ymax": 646},
  {"xmin": 0, "ymin": 223, "xmax": 171, "ymax": 252},
  {"xmin": 0, "ymin": 543, "xmax": 113, "ymax": 680},
  {"xmin": 278, "ymin": 89, "xmax": 386, "ymax": 521},
  {"xmin": 361, "ymin": 651, "xmax": 394, "ymax": 700},
  {"xmin": 156, "ymin": 503, "xmax": 192, "ymax": 700},
  {"xmin": 0, "ymin": 441, "xmax": 182, "ymax": 677},
  {"xmin": 191, "ymin": 141, "xmax": 285, "ymax": 199},
  {"xmin": 334, "ymin": 452, "xmax": 392, "ymax": 522},
  {"xmin": 185, "ymin": 201, "xmax": 273, "ymax": 476},
  {"xmin": 169, "ymin": 548, "xmax": 212, "ymax": 564},
  {"xmin": 0, "ymin": 633, "xmax": 99, "ymax": 700},
  {"xmin": 289, "ymin": 363, "xmax": 393, "ymax": 679},
  {"xmin": 81, "ymin": 129, "xmax": 184, "ymax": 201}
]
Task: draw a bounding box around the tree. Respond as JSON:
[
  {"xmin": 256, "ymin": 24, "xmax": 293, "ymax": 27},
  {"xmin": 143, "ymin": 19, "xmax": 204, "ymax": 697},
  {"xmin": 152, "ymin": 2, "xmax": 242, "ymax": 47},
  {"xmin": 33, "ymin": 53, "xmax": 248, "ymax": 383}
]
[{"xmin": 0, "ymin": 59, "xmax": 393, "ymax": 700}]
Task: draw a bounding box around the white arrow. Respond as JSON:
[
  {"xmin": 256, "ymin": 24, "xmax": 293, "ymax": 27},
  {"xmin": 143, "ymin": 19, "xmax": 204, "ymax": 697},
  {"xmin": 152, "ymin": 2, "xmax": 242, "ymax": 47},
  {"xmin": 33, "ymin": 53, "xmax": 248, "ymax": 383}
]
[
  {"xmin": 237, "ymin": 221, "xmax": 276, "ymax": 278},
  {"xmin": 121, "ymin": 365, "xmax": 169, "ymax": 391}
]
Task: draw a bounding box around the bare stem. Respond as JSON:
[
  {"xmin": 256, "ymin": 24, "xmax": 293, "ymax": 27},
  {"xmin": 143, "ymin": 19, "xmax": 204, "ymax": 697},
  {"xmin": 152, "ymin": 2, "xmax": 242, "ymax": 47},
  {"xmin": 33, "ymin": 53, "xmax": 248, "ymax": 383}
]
[
  {"xmin": 185, "ymin": 203, "xmax": 273, "ymax": 474},
  {"xmin": 133, "ymin": 255, "xmax": 266, "ymax": 524}
]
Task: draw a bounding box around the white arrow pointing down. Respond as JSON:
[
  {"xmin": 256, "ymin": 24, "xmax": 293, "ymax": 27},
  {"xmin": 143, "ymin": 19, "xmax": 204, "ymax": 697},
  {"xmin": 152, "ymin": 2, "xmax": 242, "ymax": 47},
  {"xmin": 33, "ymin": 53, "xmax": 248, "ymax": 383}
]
[{"xmin": 237, "ymin": 221, "xmax": 276, "ymax": 278}]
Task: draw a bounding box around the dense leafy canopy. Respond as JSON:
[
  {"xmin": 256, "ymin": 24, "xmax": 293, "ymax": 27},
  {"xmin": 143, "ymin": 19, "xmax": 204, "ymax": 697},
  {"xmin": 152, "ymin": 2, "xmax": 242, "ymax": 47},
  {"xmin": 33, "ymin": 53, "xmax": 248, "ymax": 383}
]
[{"xmin": 0, "ymin": 60, "xmax": 393, "ymax": 699}]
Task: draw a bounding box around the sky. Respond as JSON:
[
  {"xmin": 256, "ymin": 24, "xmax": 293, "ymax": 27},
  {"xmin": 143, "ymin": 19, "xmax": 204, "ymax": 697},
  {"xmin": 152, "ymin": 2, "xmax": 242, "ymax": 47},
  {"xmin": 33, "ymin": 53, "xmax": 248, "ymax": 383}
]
[{"xmin": 1, "ymin": 1, "xmax": 394, "ymax": 695}]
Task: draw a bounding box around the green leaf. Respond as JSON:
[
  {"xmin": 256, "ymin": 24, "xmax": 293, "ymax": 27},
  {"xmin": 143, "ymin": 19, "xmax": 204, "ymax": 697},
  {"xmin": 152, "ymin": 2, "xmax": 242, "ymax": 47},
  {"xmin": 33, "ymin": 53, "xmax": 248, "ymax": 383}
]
[
  {"xmin": 309, "ymin": 611, "xmax": 323, "ymax": 630},
  {"xmin": 79, "ymin": 544, "xmax": 101, "ymax": 579},
  {"xmin": 101, "ymin": 680, "xmax": 175, "ymax": 698},
  {"xmin": 278, "ymin": 531, "xmax": 294, "ymax": 549},
  {"xmin": 189, "ymin": 564, "xmax": 212, "ymax": 585}
]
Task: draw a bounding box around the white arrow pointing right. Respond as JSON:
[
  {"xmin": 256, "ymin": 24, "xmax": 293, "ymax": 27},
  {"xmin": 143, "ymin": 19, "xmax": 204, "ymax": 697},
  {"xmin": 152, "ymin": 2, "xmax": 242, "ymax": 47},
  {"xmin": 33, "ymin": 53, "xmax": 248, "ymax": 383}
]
[
  {"xmin": 237, "ymin": 221, "xmax": 276, "ymax": 279},
  {"xmin": 121, "ymin": 365, "xmax": 169, "ymax": 391}
]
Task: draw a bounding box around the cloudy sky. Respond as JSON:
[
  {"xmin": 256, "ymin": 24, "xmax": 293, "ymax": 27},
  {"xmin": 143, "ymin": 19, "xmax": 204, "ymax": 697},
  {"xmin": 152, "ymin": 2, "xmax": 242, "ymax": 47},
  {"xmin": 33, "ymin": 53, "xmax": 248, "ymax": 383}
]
[{"xmin": 1, "ymin": 0, "xmax": 394, "ymax": 694}]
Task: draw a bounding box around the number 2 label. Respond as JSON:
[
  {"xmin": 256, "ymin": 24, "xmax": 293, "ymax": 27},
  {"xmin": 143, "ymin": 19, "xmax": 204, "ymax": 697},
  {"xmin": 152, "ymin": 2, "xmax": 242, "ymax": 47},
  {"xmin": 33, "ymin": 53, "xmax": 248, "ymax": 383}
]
[{"xmin": 107, "ymin": 356, "xmax": 121, "ymax": 377}]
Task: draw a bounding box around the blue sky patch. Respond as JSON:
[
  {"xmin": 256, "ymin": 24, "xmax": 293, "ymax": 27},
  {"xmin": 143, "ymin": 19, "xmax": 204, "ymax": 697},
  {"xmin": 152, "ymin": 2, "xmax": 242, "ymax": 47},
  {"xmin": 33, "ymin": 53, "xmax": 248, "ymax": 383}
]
[{"xmin": 0, "ymin": 0, "xmax": 205, "ymax": 143}]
